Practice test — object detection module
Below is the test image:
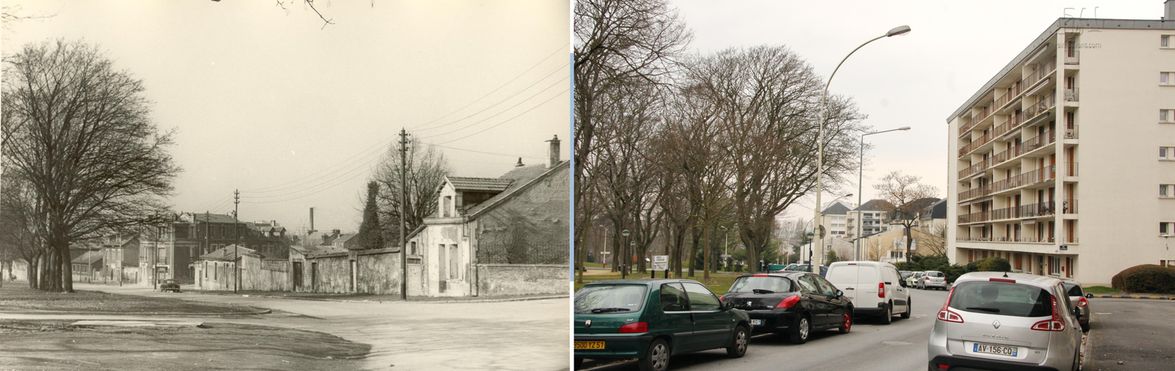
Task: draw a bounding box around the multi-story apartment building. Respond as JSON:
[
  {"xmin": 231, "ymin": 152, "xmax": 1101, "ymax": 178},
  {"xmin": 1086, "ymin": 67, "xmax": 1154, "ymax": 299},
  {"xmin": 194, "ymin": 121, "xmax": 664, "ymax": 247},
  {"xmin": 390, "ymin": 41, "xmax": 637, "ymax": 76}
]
[
  {"xmin": 821, "ymin": 201, "xmax": 853, "ymax": 239},
  {"xmin": 947, "ymin": 13, "xmax": 1175, "ymax": 284},
  {"xmin": 846, "ymin": 199, "xmax": 894, "ymax": 240}
]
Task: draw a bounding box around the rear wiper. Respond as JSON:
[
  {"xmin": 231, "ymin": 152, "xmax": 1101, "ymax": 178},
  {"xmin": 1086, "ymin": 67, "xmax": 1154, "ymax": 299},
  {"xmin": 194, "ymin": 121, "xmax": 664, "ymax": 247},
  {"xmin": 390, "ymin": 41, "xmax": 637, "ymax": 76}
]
[
  {"xmin": 590, "ymin": 307, "xmax": 632, "ymax": 313},
  {"xmin": 752, "ymin": 289, "xmax": 776, "ymax": 294},
  {"xmin": 965, "ymin": 306, "xmax": 1002, "ymax": 313}
]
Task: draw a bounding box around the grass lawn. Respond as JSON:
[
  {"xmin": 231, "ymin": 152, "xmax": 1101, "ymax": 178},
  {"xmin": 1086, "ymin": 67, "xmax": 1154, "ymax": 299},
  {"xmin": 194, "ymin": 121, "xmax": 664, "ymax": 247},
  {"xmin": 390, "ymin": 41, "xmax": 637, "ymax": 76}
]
[
  {"xmin": 0, "ymin": 286, "xmax": 264, "ymax": 314},
  {"xmin": 574, "ymin": 270, "xmax": 745, "ymax": 294},
  {"xmin": 1083, "ymin": 286, "xmax": 1121, "ymax": 295},
  {"xmin": 584, "ymin": 262, "xmax": 606, "ymax": 268}
]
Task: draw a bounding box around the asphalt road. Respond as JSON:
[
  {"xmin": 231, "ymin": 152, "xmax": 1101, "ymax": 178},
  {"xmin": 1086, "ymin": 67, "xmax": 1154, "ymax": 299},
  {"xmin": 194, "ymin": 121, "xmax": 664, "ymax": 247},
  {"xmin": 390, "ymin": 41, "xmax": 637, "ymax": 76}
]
[
  {"xmin": 1084, "ymin": 298, "xmax": 1175, "ymax": 371},
  {"xmin": 582, "ymin": 288, "xmax": 950, "ymax": 371}
]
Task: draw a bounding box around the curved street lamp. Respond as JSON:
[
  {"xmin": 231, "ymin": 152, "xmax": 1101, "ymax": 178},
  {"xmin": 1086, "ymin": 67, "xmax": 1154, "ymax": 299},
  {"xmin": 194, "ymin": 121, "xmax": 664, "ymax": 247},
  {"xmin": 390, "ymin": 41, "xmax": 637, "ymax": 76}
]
[
  {"xmin": 812, "ymin": 25, "xmax": 911, "ymax": 273},
  {"xmin": 855, "ymin": 126, "xmax": 912, "ymax": 260}
]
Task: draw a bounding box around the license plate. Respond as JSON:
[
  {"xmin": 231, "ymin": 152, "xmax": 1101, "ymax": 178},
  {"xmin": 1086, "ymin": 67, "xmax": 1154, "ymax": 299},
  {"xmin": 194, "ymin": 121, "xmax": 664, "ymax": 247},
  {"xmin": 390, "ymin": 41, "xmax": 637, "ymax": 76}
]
[
  {"xmin": 574, "ymin": 341, "xmax": 605, "ymax": 350},
  {"xmin": 972, "ymin": 342, "xmax": 1018, "ymax": 357},
  {"xmin": 750, "ymin": 319, "xmax": 763, "ymax": 326}
]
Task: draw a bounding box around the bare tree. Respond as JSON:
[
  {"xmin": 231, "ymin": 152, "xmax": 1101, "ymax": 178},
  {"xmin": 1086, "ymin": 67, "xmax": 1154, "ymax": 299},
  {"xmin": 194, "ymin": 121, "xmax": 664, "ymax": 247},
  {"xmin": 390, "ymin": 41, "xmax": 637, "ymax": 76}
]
[
  {"xmin": 919, "ymin": 223, "xmax": 948, "ymax": 257},
  {"xmin": 683, "ymin": 46, "xmax": 865, "ymax": 273},
  {"xmin": 573, "ymin": 0, "xmax": 690, "ymax": 277},
  {"xmin": 1, "ymin": 40, "xmax": 180, "ymax": 292},
  {"xmin": 373, "ymin": 136, "xmax": 448, "ymax": 243},
  {"xmin": 874, "ymin": 171, "xmax": 939, "ymax": 263}
]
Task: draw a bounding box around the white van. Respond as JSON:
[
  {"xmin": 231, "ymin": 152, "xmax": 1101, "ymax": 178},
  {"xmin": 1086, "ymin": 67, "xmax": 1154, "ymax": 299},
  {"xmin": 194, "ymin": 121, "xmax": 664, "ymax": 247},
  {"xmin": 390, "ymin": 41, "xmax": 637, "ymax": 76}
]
[{"xmin": 825, "ymin": 261, "xmax": 911, "ymax": 324}]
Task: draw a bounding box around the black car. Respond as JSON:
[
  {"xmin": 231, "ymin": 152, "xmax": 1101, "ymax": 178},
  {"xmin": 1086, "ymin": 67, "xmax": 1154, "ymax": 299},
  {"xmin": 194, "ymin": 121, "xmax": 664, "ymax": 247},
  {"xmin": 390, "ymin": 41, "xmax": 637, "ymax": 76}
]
[
  {"xmin": 160, "ymin": 279, "xmax": 181, "ymax": 293},
  {"xmin": 776, "ymin": 264, "xmax": 828, "ymax": 277},
  {"xmin": 722, "ymin": 272, "xmax": 852, "ymax": 344}
]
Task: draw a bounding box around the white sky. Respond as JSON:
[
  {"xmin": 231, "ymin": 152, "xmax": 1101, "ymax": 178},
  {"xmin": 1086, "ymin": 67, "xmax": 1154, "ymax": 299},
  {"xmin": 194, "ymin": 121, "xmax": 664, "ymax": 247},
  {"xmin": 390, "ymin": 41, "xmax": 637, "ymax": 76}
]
[
  {"xmin": 669, "ymin": 0, "xmax": 1164, "ymax": 221},
  {"xmin": 2, "ymin": 0, "xmax": 570, "ymax": 233}
]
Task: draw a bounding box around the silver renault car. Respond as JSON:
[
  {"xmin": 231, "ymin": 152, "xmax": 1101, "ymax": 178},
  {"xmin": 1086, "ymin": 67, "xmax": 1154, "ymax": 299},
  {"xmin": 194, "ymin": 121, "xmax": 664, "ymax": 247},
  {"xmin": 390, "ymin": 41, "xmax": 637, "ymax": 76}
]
[{"xmin": 928, "ymin": 272, "xmax": 1083, "ymax": 371}]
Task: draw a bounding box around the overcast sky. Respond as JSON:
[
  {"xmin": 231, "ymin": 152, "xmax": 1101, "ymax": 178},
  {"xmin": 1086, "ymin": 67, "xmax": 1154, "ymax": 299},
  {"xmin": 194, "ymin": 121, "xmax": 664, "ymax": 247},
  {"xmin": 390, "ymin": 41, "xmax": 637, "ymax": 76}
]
[
  {"xmin": 2, "ymin": 0, "xmax": 569, "ymax": 234},
  {"xmin": 669, "ymin": 0, "xmax": 1164, "ymax": 221}
]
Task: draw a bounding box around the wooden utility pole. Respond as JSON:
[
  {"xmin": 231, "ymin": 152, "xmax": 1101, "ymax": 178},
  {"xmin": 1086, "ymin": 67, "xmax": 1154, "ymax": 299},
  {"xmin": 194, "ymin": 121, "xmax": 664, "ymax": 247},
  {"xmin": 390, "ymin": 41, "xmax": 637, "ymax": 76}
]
[
  {"xmin": 234, "ymin": 189, "xmax": 240, "ymax": 293},
  {"xmin": 399, "ymin": 128, "xmax": 409, "ymax": 300}
]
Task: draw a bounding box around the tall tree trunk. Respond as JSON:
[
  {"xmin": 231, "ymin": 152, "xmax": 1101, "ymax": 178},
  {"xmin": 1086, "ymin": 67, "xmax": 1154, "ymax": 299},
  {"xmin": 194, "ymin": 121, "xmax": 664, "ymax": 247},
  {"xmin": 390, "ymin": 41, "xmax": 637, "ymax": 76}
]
[
  {"xmin": 905, "ymin": 225, "xmax": 914, "ymax": 263},
  {"xmin": 688, "ymin": 226, "xmax": 700, "ymax": 277},
  {"xmin": 671, "ymin": 226, "xmax": 685, "ymax": 278},
  {"xmin": 60, "ymin": 242, "xmax": 74, "ymax": 292},
  {"xmin": 27, "ymin": 258, "xmax": 39, "ymax": 289},
  {"xmin": 702, "ymin": 220, "xmax": 712, "ymax": 281}
]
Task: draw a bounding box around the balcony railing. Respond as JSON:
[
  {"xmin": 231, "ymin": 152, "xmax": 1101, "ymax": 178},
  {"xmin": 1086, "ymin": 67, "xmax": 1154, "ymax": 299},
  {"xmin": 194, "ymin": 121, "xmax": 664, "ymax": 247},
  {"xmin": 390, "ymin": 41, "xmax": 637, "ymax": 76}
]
[
  {"xmin": 958, "ymin": 185, "xmax": 992, "ymax": 201},
  {"xmin": 989, "ymin": 201, "xmax": 1056, "ymax": 221},
  {"xmin": 1062, "ymin": 199, "xmax": 1077, "ymax": 214},
  {"xmin": 1023, "ymin": 95, "xmax": 1056, "ymax": 119},
  {"xmin": 1022, "ymin": 165, "xmax": 1057, "ymax": 187},
  {"xmin": 1021, "ymin": 130, "xmax": 1055, "ymax": 154},
  {"xmin": 1065, "ymin": 88, "xmax": 1079, "ymax": 102},
  {"xmin": 959, "ymin": 211, "xmax": 992, "ymax": 224},
  {"xmin": 959, "ymin": 159, "xmax": 992, "ymax": 178},
  {"xmin": 1064, "ymin": 126, "xmax": 1079, "ymax": 139},
  {"xmin": 959, "ymin": 130, "xmax": 995, "ymax": 156}
]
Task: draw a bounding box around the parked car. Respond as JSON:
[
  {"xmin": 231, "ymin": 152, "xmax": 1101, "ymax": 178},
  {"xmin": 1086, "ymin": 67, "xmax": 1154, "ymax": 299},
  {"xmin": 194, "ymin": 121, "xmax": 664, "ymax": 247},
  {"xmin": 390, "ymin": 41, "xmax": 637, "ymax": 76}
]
[
  {"xmin": 906, "ymin": 271, "xmax": 926, "ymax": 288},
  {"xmin": 919, "ymin": 270, "xmax": 949, "ymax": 290},
  {"xmin": 1061, "ymin": 280, "xmax": 1093, "ymax": 332},
  {"xmin": 778, "ymin": 263, "xmax": 828, "ymax": 277},
  {"xmin": 574, "ymin": 279, "xmax": 750, "ymax": 371},
  {"xmin": 928, "ymin": 272, "xmax": 1083, "ymax": 371},
  {"xmin": 825, "ymin": 261, "xmax": 911, "ymax": 324},
  {"xmin": 722, "ymin": 272, "xmax": 853, "ymax": 344},
  {"xmin": 159, "ymin": 279, "xmax": 181, "ymax": 293}
]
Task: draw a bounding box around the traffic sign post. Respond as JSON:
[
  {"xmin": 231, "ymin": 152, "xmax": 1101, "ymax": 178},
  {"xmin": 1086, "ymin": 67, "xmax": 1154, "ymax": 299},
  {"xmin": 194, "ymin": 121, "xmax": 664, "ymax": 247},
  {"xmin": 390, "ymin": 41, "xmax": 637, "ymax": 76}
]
[{"xmin": 652, "ymin": 255, "xmax": 669, "ymax": 278}]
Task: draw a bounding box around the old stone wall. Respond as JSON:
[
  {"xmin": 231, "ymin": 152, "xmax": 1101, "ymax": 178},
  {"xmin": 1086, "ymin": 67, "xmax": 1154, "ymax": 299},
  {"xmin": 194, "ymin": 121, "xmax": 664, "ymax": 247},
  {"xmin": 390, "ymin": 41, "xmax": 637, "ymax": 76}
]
[
  {"xmin": 476, "ymin": 264, "xmax": 567, "ymax": 297},
  {"xmin": 476, "ymin": 165, "xmax": 569, "ymax": 265},
  {"xmin": 302, "ymin": 248, "xmax": 403, "ymax": 295}
]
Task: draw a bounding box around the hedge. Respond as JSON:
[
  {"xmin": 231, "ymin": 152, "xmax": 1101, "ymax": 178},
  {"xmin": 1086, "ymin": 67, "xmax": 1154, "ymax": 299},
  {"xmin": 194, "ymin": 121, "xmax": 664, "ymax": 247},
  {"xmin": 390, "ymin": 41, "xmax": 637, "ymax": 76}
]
[{"xmin": 1111, "ymin": 264, "xmax": 1175, "ymax": 294}]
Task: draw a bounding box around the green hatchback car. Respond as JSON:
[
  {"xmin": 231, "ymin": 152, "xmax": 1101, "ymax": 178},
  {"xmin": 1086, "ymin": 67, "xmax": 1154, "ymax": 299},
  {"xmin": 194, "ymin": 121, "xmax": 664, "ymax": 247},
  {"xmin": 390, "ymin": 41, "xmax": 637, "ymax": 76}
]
[{"xmin": 573, "ymin": 279, "xmax": 751, "ymax": 371}]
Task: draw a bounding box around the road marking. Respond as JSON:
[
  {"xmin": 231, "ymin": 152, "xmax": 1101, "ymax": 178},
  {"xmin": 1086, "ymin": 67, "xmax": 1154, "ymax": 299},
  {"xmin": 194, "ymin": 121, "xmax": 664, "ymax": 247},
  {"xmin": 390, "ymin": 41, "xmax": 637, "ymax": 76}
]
[
  {"xmin": 1095, "ymin": 312, "xmax": 1112, "ymax": 315},
  {"xmin": 882, "ymin": 340, "xmax": 912, "ymax": 346}
]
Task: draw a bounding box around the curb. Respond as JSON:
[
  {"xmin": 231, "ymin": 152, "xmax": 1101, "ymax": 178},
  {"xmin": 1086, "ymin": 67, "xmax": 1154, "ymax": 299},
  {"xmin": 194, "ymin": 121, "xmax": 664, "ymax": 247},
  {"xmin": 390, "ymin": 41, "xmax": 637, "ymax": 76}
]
[
  {"xmin": 415, "ymin": 295, "xmax": 567, "ymax": 304},
  {"xmin": 1092, "ymin": 294, "xmax": 1175, "ymax": 300}
]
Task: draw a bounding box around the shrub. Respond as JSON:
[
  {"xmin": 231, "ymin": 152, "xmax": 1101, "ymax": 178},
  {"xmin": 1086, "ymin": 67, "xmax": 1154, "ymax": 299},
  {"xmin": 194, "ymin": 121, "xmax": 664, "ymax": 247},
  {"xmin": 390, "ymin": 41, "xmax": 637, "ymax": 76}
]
[
  {"xmin": 975, "ymin": 257, "xmax": 1012, "ymax": 272},
  {"xmin": 1111, "ymin": 265, "xmax": 1175, "ymax": 293}
]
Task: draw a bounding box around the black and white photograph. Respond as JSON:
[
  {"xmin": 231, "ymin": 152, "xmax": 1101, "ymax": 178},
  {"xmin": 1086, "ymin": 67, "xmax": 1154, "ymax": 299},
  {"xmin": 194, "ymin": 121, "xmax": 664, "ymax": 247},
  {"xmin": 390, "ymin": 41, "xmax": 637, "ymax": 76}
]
[{"xmin": 1, "ymin": 1, "xmax": 570, "ymax": 370}]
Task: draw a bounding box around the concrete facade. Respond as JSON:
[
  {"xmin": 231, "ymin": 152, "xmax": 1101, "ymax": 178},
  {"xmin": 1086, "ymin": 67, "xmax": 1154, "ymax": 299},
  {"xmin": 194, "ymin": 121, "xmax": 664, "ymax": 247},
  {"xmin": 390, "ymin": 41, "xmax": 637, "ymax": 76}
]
[{"xmin": 948, "ymin": 18, "xmax": 1175, "ymax": 285}]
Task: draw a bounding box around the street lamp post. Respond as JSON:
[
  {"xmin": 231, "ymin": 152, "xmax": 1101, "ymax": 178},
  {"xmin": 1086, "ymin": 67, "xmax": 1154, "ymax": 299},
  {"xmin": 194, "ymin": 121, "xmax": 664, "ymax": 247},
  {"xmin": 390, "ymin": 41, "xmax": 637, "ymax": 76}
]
[
  {"xmin": 812, "ymin": 25, "xmax": 911, "ymax": 274},
  {"xmin": 621, "ymin": 229, "xmax": 630, "ymax": 279},
  {"xmin": 720, "ymin": 226, "xmax": 728, "ymax": 271},
  {"xmin": 855, "ymin": 126, "xmax": 912, "ymax": 261}
]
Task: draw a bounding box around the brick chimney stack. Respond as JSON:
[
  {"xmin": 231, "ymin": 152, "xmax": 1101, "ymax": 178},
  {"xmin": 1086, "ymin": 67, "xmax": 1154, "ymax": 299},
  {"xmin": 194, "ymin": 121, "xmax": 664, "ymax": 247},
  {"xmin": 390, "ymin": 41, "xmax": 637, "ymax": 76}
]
[
  {"xmin": 1166, "ymin": 0, "xmax": 1174, "ymax": 20},
  {"xmin": 546, "ymin": 135, "xmax": 560, "ymax": 168}
]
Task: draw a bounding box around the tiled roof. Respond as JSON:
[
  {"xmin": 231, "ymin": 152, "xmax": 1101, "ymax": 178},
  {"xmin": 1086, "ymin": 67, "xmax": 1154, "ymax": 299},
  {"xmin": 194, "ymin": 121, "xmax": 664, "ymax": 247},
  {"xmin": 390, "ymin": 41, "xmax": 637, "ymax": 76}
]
[
  {"xmin": 465, "ymin": 162, "xmax": 569, "ymax": 217},
  {"xmin": 198, "ymin": 245, "xmax": 259, "ymax": 261},
  {"xmin": 192, "ymin": 213, "xmax": 237, "ymax": 224},
  {"xmin": 822, "ymin": 202, "xmax": 851, "ymax": 215},
  {"xmin": 446, "ymin": 176, "xmax": 513, "ymax": 192},
  {"xmin": 856, "ymin": 199, "xmax": 895, "ymax": 212},
  {"xmin": 71, "ymin": 251, "xmax": 104, "ymax": 265}
]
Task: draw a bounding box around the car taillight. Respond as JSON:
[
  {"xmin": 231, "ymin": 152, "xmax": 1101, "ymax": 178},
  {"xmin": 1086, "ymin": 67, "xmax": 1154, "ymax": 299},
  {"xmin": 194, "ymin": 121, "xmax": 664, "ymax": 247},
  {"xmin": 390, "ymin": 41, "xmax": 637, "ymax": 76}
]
[
  {"xmin": 1030, "ymin": 296, "xmax": 1065, "ymax": 332},
  {"xmin": 618, "ymin": 322, "xmax": 648, "ymax": 333},
  {"xmin": 936, "ymin": 363, "xmax": 950, "ymax": 370},
  {"xmin": 937, "ymin": 286, "xmax": 964, "ymax": 323},
  {"xmin": 777, "ymin": 295, "xmax": 801, "ymax": 310},
  {"xmin": 1076, "ymin": 297, "xmax": 1088, "ymax": 307},
  {"xmin": 878, "ymin": 282, "xmax": 886, "ymax": 298}
]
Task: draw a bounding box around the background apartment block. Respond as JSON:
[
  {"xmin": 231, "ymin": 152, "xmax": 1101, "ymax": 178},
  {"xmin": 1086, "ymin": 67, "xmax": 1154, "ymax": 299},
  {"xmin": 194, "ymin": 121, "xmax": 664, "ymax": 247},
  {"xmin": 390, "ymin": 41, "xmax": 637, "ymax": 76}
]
[{"xmin": 947, "ymin": 14, "xmax": 1175, "ymax": 284}]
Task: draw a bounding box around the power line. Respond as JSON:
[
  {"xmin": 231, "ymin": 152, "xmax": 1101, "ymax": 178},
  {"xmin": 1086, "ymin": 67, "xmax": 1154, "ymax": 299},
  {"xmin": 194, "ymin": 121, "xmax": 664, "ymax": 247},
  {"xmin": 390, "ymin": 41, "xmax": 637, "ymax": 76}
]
[
  {"xmin": 420, "ymin": 75, "xmax": 568, "ymax": 141},
  {"xmin": 412, "ymin": 44, "xmax": 566, "ymax": 131},
  {"xmin": 414, "ymin": 63, "xmax": 569, "ymax": 134},
  {"xmin": 436, "ymin": 86, "xmax": 569, "ymax": 145}
]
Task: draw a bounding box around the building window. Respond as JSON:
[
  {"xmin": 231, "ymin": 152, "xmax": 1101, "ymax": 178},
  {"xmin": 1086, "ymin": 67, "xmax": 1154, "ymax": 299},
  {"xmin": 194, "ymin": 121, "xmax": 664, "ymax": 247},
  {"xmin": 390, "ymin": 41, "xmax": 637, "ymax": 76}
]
[
  {"xmin": 1049, "ymin": 256, "xmax": 1062, "ymax": 275},
  {"xmin": 1163, "ymin": 146, "xmax": 1175, "ymax": 160},
  {"xmin": 1163, "ymin": 72, "xmax": 1175, "ymax": 86},
  {"xmin": 1162, "ymin": 184, "xmax": 1175, "ymax": 198},
  {"xmin": 410, "ymin": 241, "xmax": 418, "ymax": 255},
  {"xmin": 1162, "ymin": 222, "xmax": 1174, "ymax": 236},
  {"xmin": 1164, "ymin": 35, "xmax": 1173, "ymax": 48},
  {"xmin": 1162, "ymin": 109, "xmax": 1175, "ymax": 124},
  {"xmin": 443, "ymin": 196, "xmax": 453, "ymax": 218}
]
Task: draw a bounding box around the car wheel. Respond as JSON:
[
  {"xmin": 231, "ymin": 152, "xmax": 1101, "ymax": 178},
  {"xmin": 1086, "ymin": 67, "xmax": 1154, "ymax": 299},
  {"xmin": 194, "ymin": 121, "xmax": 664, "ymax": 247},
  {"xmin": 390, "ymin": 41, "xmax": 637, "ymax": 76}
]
[
  {"xmin": 639, "ymin": 338, "xmax": 670, "ymax": 371},
  {"xmin": 789, "ymin": 315, "xmax": 810, "ymax": 344},
  {"xmin": 726, "ymin": 325, "xmax": 749, "ymax": 358},
  {"xmin": 838, "ymin": 311, "xmax": 852, "ymax": 334},
  {"xmin": 901, "ymin": 298, "xmax": 911, "ymax": 319},
  {"xmin": 1081, "ymin": 321, "xmax": 1090, "ymax": 333},
  {"xmin": 881, "ymin": 304, "xmax": 893, "ymax": 325}
]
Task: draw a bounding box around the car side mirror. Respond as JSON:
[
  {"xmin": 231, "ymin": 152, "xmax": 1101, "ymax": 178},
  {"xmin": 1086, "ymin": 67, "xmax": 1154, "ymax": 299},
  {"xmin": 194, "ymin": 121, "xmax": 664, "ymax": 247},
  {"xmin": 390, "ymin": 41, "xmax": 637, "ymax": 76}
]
[
  {"xmin": 899, "ymin": 280, "xmax": 907, "ymax": 288},
  {"xmin": 723, "ymin": 300, "xmax": 735, "ymax": 310},
  {"xmin": 1084, "ymin": 293, "xmax": 1093, "ymax": 299},
  {"xmin": 835, "ymin": 289, "xmax": 844, "ymax": 298}
]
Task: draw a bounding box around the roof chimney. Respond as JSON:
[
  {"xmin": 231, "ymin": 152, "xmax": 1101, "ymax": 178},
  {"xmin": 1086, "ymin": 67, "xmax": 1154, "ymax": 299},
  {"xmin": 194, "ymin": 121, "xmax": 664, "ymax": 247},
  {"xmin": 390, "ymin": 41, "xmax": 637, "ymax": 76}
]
[
  {"xmin": 1167, "ymin": 0, "xmax": 1175, "ymax": 20},
  {"xmin": 546, "ymin": 135, "xmax": 560, "ymax": 168},
  {"xmin": 309, "ymin": 207, "xmax": 315, "ymax": 234},
  {"xmin": 515, "ymin": 157, "xmax": 525, "ymax": 167}
]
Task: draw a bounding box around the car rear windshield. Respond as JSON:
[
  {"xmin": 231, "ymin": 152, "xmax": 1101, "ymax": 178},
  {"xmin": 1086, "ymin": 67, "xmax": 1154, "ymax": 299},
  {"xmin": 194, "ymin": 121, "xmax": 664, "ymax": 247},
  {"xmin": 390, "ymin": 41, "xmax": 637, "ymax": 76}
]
[
  {"xmin": 928, "ymin": 271, "xmax": 945, "ymax": 277},
  {"xmin": 575, "ymin": 285, "xmax": 647, "ymax": 314},
  {"xmin": 1063, "ymin": 283, "xmax": 1083, "ymax": 296},
  {"xmin": 826, "ymin": 264, "xmax": 876, "ymax": 284},
  {"xmin": 729, "ymin": 276, "xmax": 793, "ymax": 294},
  {"xmin": 949, "ymin": 281, "xmax": 1052, "ymax": 317}
]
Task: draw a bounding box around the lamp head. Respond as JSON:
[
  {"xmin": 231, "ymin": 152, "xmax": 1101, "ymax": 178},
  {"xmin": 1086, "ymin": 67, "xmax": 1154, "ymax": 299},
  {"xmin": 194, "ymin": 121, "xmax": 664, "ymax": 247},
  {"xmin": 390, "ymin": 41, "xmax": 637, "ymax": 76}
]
[{"xmin": 886, "ymin": 25, "xmax": 912, "ymax": 37}]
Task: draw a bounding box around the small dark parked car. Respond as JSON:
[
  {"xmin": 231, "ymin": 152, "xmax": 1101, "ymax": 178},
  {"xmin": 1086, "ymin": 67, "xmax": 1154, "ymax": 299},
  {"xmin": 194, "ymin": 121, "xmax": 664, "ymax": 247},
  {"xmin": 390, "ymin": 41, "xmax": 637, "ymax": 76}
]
[
  {"xmin": 574, "ymin": 279, "xmax": 750, "ymax": 371},
  {"xmin": 723, "ymin": 272, "xmax": 853, "ymax": 344},
  {"xmin": 160, "ymin": 279, "xmax": 181, "ymax": 293}
]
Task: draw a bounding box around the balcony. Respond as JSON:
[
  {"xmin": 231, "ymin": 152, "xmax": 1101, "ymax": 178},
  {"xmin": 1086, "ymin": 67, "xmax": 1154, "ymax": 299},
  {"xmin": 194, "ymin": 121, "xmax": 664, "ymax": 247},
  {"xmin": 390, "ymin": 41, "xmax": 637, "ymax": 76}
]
[
  {"xmin": 1023, "ymin": 95, "xmax": 1056, "ymax": 121},
  {"xmin": 1064, "ymin": 55, "xmax": 1079, "ymax": 65},
  {"xmin": 1064, "ymin": 126, "xmax": 1079, "ymax": 139},
  {"xmin": 959, "ymin": 159, "xmax": 992, "ymax": 179},
  {"xmin": 958, "ymin": 130, "xmax": 994, "ymax": 156},
  {"xmin": 1065, "ymin": 88, "xmax": 1079, "ymax": 102},
  {"xmin": 989, "ymin": 201, "xmax": 1056, "ymax": 221},
  {"xmin": 1021, "ymin": 130, "xmax": 1055, "ymax": 154},
  {"xmin": 959, "ymin": 211, "xmax": 992, "ymax": 224},
  {"xmin": 958, "ymin": 185, "xmax": 992, "ymax": 202}
]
